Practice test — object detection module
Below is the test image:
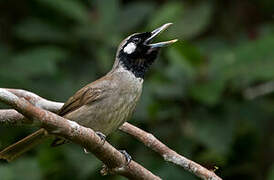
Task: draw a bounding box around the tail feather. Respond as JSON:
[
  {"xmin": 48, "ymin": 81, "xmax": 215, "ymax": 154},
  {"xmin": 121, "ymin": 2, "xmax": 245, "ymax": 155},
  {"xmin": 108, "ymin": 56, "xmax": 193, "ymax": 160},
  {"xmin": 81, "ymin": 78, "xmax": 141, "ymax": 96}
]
[{"xmin": 0, "ymin": 128, "xmax": 49, "ymax": 162}]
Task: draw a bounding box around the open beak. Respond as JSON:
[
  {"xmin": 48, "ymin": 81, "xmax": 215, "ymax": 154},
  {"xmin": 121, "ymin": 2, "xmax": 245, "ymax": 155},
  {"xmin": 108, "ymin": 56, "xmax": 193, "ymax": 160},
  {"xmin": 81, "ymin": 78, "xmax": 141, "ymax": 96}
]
[{"xmin": 145, "ymin": 23, "xmax": 178, "ymax": 48}]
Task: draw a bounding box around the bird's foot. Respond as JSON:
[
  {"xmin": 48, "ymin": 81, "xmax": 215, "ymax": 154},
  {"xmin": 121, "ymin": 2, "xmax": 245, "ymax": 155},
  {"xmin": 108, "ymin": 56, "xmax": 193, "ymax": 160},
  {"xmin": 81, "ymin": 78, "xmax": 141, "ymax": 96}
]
[
  {"xmin": 119, "ymin": 150, "xmax": 132, "ymax": 165},
  {"xmin": 84, "ymin": 132, "xmax": 106, "ymax": 154},
  {"xmin": 96, "ymin": 131, "xmax": 106, "ymax": 144},
  {"xmin": 100, "ymin": 150, "xmax": 131, "ymax": 176},
  {"xmin": 83, "ymin": 148, "xmax": 90, "ymax": 154}
]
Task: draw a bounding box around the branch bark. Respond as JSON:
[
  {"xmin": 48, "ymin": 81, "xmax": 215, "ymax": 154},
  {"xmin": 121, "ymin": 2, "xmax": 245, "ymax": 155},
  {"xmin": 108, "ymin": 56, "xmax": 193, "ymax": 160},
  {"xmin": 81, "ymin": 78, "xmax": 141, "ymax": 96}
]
[
  {"xmin": 0, "ymin": 88, "xmax": 160, "ymax": 180},
  {"xmin": 243, "ymin": 80, "xmax": 274, "ymax": 100},
  {"xmin": 120, "ymin": 123, "xmax": 222, "ymax": 180},
  {"xmin": 0, "ymin": 88, "xmax": 222, "ymax": 180}
]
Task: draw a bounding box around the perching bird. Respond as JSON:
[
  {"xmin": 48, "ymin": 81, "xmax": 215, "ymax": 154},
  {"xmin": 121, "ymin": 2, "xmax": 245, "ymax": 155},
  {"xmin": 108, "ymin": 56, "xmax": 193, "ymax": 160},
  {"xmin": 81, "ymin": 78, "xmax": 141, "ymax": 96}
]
[{"xmin": 0, "ymin": 23, "xmax": 177, "ymax": 162}]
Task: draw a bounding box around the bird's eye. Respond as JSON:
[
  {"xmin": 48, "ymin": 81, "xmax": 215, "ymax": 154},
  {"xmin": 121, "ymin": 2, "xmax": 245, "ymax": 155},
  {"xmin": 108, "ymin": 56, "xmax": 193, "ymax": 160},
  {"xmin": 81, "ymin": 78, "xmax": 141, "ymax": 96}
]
[{"xmin": 132, "ymin": 38, "xmax": 140, "ymax": 43}]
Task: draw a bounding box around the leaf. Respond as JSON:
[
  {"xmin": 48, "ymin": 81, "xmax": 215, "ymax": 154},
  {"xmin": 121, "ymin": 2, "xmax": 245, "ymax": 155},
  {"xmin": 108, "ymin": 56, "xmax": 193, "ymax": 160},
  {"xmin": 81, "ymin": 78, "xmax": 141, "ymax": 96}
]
[
  {"xmin": 95, "ymin": 46, "xmax": 113, "ymax": 72},
  {"xmin": 190, "ymin": 109, "xmax": 235, "ymax": 155},
  {"xmin": 64, "ymin": 147, "xmax": 101, "ymax": 179},
  {"xmin": 191, "ymin": 33, "xmax": 274, "ymax": 104},
  {"xmin": 36, "ymin": 0, "xmax": 89, "ymax": 23},
  {"xmin": 0, "ymin": 46, "xmax": 68, "ymax": 80},
  {"xmin": 0, "ymin": 157, "xmax": 42, "ymax": 180},
  {"xmin": 166, "ymin": 47, "xmax": 195, "ymax": 79},
  {"xmin": 267, "ymin": 164, "xmax": 274, "ymax": 180},
  {"xmin": 149, "ymin": 2, "xmax": 184, "ymax": 29},
  {"xmin": 155, "ymin": 163, "xmax": 197, "ymax": 180},
  {"xmin": 190, "ymin": 78, "xmax": 226, "ymax": 105},
  {"xmin": 15, "ymin": 18, "xmax": 68, "ymax": 42},
  {"xmin": 152, "ymin": 81, "xmax": 186, "ymax": 99},
  {"xmin": 209, "ymin": 34, "xmax": 274, "ymax": 86},
  {"xmin": 93, "ymin": 0, "xmax": 119, "ymax": 34},
  {"xmin": 119, "ymin": 2, "xmax": 155, "ymax": 32},
  {"xmin": 170, "ymin": 2, "xmax": 213, "ymax": 39},
  {"xmin": 0, "ymin": 44, "xmax": 11, "ymax": 60}
]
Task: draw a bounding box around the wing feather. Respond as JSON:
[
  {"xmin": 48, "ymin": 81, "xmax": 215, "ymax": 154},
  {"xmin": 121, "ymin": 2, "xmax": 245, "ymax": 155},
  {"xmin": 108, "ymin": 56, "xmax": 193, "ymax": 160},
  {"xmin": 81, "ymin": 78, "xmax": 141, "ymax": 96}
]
[
  {"xmin": 53, "ymin": 76, "xmax": 112, "ymax": 146},
  {"xmin": 58, "ymin": 85, "xmax": 104, "ymax": 116}
]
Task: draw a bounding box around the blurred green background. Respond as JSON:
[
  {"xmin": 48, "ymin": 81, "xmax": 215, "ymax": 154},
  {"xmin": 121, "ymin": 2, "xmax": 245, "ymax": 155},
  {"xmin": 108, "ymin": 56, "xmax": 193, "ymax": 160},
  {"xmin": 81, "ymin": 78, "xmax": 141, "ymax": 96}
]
[{"xmin": 0, "ymin": 0, "xmax": 274, "ymax": 179}]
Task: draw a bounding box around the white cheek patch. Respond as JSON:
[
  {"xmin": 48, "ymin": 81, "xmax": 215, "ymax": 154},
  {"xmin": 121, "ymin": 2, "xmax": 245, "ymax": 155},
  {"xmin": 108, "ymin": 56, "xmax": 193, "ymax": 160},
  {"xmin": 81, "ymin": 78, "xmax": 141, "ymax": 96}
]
[{"xmin": 123, "ymin": 42, "xmax": 136, "ymax": 54}]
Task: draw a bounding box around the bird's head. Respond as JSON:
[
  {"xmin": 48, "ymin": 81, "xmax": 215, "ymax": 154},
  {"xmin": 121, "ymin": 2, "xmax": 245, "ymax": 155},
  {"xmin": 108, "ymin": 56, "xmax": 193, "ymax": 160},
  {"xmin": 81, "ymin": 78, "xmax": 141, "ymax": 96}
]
[{"xmin": 114, "ymin": 23, "xmax": 177, "ymax": 78}]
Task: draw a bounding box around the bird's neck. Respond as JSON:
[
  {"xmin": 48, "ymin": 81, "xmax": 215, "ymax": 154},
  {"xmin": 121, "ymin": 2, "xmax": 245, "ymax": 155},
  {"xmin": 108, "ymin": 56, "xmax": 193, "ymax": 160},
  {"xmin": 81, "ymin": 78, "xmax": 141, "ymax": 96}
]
[
  {"xmin": 111, "ymin": 64, "xmax": 144, "ymax": 84},
  {"xmin": 112, "ymin": 56, "xmax": 150, "ymax": 79}
]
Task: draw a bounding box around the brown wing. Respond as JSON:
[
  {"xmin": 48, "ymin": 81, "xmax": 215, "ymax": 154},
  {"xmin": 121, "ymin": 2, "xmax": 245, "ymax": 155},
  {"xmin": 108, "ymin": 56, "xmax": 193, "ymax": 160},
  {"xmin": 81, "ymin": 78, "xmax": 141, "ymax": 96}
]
[
  {"xmin": 58, "ymin": 85, "xmax": 104, "ymax": 117},
  {"xmin": 52, "ymin": 78, "xmax": 109, "ymax": 147}
]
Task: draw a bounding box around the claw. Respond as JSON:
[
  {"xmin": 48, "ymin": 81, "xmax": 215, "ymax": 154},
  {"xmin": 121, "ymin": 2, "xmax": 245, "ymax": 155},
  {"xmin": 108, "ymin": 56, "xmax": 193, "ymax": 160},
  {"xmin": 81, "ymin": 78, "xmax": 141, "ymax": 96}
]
[
  {"xmin": 83, "ymin": 148, "xmax": 90, "ymax": 154},
  {"xmin": 96, "ymin": 131, "xmax": 106, "ymax": 144},
  {"xmin": 119, "ymin": 150, "xmax": 132, "ymax": 165}
]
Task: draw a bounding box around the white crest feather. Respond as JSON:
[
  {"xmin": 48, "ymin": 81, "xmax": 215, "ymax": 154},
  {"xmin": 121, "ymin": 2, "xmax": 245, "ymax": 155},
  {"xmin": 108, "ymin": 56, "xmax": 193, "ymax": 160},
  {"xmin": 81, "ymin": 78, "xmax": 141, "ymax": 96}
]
[{"xmin": 123, "ymin": 42, "xmax": 136, "ymax": 54}]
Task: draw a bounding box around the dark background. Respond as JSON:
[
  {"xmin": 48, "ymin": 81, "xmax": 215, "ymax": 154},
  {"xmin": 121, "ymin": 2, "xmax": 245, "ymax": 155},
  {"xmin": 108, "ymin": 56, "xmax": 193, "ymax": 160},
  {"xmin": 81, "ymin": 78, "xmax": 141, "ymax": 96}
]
[{"xmin": 0, "ymin": 0, "xmax": 274, "ymax": 179}]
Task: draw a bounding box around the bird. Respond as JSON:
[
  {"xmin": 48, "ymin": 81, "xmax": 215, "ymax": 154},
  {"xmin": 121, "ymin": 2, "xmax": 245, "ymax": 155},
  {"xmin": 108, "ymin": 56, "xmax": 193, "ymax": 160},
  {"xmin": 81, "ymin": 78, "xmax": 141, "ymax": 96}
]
[{"xmin": 0, "ymin": 23, "xmax": 177, "ymax": 162}]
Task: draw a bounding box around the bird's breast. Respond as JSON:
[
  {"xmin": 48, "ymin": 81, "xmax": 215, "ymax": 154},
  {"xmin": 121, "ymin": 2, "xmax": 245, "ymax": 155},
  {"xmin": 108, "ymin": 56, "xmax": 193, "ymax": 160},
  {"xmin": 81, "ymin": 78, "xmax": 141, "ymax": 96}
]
[{"xmin": 66, "ymin": 69, "xmax": 143, "ymax": 135}]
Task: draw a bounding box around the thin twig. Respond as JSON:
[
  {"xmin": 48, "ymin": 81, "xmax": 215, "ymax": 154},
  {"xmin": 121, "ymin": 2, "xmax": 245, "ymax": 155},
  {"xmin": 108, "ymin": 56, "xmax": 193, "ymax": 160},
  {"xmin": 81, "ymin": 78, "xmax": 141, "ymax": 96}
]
[
  {"xmin": 243, "ymin": 81, "xmax": 274, "ymax": 100},
  {"xmin": 120, "ymin": 123, "xmax": 222, "ymax": 180}
]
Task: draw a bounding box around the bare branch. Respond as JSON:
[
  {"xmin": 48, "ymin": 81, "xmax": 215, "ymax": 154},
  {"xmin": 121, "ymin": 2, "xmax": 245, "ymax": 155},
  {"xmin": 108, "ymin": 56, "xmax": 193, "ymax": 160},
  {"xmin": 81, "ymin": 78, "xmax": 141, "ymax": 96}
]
[
  {"xmin": 0, "ymin": 109, "xmax": 30, "ymax": 125},
  {"xmin": 120, "ymin": 123, "xmax": 222, "ymax": 180},
  {"xmin": 5, "ymin": 88, "xmax": 63, "ymax": 112},
  {"xmin": 243, "ymin": 80, "xmax": 274, "ymax": 100},
  {"xmin": 0, "ymin": 88, "xmax": 222, "ymax": 180},
  {"xmin": 0, "ymin": 88, "xmax": 160, "ymax": 180}
]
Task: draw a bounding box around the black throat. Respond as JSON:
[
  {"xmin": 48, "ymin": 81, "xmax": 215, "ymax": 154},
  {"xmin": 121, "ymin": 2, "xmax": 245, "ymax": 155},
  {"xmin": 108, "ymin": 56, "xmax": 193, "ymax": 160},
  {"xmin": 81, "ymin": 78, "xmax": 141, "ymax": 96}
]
[{"xmin": 117, "ymin": 50, "xmax": 158, "ymax": 79}]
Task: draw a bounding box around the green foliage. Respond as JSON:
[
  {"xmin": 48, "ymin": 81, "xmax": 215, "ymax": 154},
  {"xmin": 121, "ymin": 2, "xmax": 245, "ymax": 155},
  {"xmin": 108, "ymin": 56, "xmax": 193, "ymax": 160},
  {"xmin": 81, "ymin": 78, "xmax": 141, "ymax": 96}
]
[
  {"xmin": 0, "ymin": 0, "xmax": 274, "ymax": 179},
  {"xmin": 15, "ymin": 18, "xmax": 69, "ymax": 42},
  {"xmin": 36, "ymin": 0, "xmax": 90, "ymax": 23},
  {"xmin": 0, "ymin": 157, "xmax": 42, "ymax": 180}
]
